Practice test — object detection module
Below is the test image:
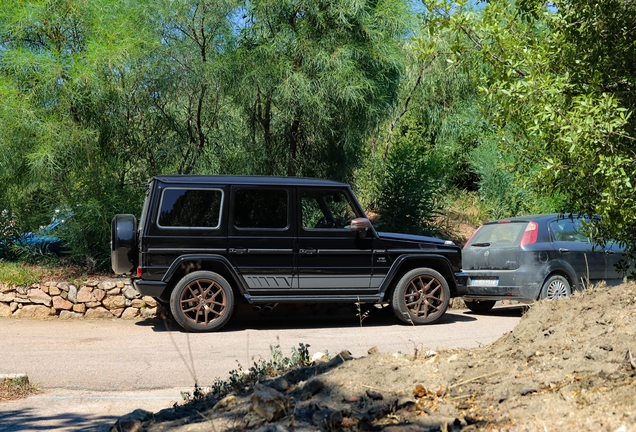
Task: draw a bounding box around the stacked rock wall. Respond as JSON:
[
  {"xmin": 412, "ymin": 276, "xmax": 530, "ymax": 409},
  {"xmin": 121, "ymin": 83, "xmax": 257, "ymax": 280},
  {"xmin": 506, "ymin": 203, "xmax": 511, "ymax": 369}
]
[{"xmin": 0, "ymin": 278, "xmax": 158, "ymax": 320}]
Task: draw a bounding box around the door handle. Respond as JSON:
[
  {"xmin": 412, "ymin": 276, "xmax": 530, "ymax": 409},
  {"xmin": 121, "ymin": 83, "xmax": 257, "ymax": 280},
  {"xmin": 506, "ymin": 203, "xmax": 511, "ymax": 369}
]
[
  {"xmin": 558, "ymin": 248, "xmax": 569, "ymax": 253},
  {"xmin": 229, "ymin": 248, "xmax": 247, "ymax": 254},
  {"xmin": 605, "ymin": 250, "xmax": 615, "ymax": 255},
  {"xmin": 299, "ymin": 248, "xmax": 316, "ymax": 255}
]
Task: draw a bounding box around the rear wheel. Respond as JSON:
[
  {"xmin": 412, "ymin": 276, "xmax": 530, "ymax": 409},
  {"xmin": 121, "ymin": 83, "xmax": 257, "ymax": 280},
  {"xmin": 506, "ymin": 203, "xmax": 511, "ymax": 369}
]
[
  {"xmin": 391, "ymin": 268, "xmax": 450, "ymax": 325},
  {"xmin": 465, "ymin": 300, "xmax": 496, "ymax": 314},
  {"xmin": 170, "ymin": 271, "xmax": 234, "ymax": 332},
  {"xmin": 540, "ymin": 275, "xmax": 570, "ymax": 300}
]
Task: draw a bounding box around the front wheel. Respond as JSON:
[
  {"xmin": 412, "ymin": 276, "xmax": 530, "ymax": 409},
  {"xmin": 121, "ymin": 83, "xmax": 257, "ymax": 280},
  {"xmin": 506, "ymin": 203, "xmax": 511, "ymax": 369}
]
[
  {"xmin": 391, "ymin": 268, "xmax": 450, "ymax": 325},
  {"xmin": 170, "ymin": 271, "xmax": 234, "ymax": 332},
  {"xmin": 540, "ymin": 275, "xmax": 570, "ymax": 300}
]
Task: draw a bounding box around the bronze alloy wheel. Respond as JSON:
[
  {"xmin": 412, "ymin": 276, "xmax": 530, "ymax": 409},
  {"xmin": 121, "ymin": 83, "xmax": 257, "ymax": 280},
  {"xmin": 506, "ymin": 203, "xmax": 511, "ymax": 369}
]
[
  {"xmin": 391, "ymin": 268, "xmax": 450, "ymax": 325},
  {"xmin": 404, "ymin": 275, "xmax": 445, "ymax": 318},
  {"xmin": 170, "ymin": 271, "xmax": 235, "ymax": 332},
  {"xmin": 180, "ymin": 278, "xmax": 227, "ymax": 326}
]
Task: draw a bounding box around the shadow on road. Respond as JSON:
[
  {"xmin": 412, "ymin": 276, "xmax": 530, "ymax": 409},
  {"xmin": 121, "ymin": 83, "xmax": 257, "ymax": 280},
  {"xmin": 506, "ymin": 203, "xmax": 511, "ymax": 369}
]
[
  {"xmin": 462, "ymin": 305, "xmax": 527, "ymax": 318},
  {"xmin": 135, "ymin": 303, "xmax": 478, "ymax": 333},
  {"xmin": 0, "ymin": 407, "xmax": 114, "ymax": 432}
]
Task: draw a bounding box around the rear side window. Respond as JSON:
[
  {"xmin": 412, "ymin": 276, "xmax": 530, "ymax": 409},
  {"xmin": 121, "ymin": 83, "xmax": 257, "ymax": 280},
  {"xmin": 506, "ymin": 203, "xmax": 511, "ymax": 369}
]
[
  {"xmin": 233, "ymin": 188, "xmax": 288, "ymax": 229},
  {"xmin": 468, "ymin": 222, "xmax": 527, "ymax": 246},
  {"xmin": 158, "ymin": 188, "xmax": 223, "ymax": 228},
  {"xmin": 550, "ymin": 219, "xmax": 588, "ymax": 243}
]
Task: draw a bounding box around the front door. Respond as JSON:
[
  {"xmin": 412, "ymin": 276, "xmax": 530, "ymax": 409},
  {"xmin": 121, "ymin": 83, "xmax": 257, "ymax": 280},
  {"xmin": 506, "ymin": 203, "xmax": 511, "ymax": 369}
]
[
  {"xmin": 296, "ymin": 187, "xmax": 374, "ymax": 293},
  {"xmin": 227, "ymin": 186, "xmax": 296, "ymax": 294}
]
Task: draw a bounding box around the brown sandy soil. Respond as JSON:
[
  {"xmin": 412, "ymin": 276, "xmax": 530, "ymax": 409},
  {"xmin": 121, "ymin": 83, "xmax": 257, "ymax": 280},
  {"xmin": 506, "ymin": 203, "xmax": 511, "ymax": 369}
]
[{"xmin": 114, "ymin": 282, "xmax": 636, "ymax": 432}]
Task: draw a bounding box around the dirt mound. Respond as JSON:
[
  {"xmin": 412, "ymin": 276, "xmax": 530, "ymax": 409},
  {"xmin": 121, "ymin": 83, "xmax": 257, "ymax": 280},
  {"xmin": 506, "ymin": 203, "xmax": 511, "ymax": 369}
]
[{"xmin": 114, "ymin": 283, "xmax": 636, "ymax": 431}]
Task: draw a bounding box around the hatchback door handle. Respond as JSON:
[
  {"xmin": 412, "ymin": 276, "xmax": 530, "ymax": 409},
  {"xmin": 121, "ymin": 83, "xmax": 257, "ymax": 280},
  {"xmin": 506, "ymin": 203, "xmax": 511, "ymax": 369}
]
[
  {"xmin": 300, "ymin": 248, "xmax": 316, "ymax": 255},
  {"xmin": 229, "ymin": 248, "xmax": 247, "ymax": 254},
  {"xmin": 605, "ymin": 250, "xmax": 615, "ymax": 255},
  {"xmin": 558, "ymin": 248, "xmax": 569, "ymax": 253}
]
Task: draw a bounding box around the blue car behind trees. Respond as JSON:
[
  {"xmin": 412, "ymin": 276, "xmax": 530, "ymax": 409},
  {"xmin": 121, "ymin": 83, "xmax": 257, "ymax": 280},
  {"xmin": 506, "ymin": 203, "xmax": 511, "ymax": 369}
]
[{"xmin": 1, "ymin": 210, "xmax": 72, "ymax": 257}]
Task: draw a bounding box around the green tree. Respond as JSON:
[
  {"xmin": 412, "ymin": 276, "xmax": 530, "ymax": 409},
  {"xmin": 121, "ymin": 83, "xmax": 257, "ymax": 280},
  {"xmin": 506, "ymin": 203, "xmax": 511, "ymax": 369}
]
[
  {"xmin": 0, "ymin": 0, "xmax": 155, "ymax": 265},
  {"xmin": 235, "ymin": 0, "xmax": 412, "ymax": 181},
  {"xmin": 0, "ymin": 0, "xmax": 415, "ymax": 265},
  {"xmin": 420, "ymin": 0, "xmax": 636, "ymax": 261}
]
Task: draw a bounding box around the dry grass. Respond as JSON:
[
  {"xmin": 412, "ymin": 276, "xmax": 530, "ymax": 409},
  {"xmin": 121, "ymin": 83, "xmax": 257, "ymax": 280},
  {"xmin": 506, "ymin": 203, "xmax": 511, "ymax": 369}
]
[
  {"xmin": 0, "ymin": 376, "xmax": 40, "ymax": 402},
  {"xmin": 0, "ymin": 261, "xmax": 96, "ymax": 287},
  {"xmin": 436, "ymin": 192, "xmax": 489, "ymax": 246}
]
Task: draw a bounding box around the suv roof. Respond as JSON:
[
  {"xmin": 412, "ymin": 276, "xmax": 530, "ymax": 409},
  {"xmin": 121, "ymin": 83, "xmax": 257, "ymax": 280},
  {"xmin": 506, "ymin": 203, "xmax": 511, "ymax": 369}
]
[{"xmin": 153, "ymin": 175, "xmax": 347, "ymax": 188}]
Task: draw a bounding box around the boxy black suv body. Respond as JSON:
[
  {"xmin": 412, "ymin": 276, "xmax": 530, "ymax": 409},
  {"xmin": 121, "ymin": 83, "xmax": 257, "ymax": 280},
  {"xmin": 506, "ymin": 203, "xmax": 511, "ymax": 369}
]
[{"xmin": 112, "ymin": 175, "xmax": 467, "ymax": 332}]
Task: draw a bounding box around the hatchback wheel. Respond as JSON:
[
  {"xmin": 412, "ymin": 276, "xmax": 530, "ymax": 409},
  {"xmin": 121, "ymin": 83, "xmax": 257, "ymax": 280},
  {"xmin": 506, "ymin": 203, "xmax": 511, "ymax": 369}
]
[
  {"xmin": 391, "ymin": 268, "xmax": 450, "ymax": 325},
  {"xmin": 541, "ymin": 275, "xmax": 570, "ymax": 300},
  {"xmin": 170, "ymin": 271, "xmax": 234, "ymax": 332}
]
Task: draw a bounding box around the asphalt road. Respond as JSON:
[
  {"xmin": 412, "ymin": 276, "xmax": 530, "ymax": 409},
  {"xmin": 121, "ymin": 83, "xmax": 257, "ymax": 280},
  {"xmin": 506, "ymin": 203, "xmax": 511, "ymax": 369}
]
[{"xmin": 0, "ymin": 303, "xmax": 524, "ymax": 431}]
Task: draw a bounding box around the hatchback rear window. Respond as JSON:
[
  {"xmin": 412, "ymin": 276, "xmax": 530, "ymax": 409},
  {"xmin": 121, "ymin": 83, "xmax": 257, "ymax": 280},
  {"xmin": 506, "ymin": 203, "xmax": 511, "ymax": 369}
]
[{"xmin": 468, "ymin": 222, "xmax": 527, "ymax": 246}]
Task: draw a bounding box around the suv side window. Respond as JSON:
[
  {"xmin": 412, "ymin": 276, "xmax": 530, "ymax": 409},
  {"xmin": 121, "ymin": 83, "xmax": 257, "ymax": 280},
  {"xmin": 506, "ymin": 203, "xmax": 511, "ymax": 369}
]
[
  {"xmin": 158, "ymin": 188, "xmax": 222, "ymax": 228},
  {"xmin": 551, "ymin": 218, "xmax": 589, "ymax": 243},
  {"xmin": 301, "ymin": 189, "xmax": 358, "ymax": 230},
  {"xmin": 234, "ymin": 188, "xmax": 288, "ymax": 229}
]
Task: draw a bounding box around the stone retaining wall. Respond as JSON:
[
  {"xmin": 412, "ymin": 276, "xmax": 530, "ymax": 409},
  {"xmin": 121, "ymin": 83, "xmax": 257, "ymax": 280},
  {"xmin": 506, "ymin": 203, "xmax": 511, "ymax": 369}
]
[{"xmin": 0, "ymin": 278, "xmax": 158, "ymax": 320}]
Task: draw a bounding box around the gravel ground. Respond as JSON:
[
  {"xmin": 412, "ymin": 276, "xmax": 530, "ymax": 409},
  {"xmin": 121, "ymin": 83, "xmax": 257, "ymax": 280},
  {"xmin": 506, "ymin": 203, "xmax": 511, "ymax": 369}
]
[{"xmin": 111, "ymin": 282, "xmax": 636, "ymax": 431}]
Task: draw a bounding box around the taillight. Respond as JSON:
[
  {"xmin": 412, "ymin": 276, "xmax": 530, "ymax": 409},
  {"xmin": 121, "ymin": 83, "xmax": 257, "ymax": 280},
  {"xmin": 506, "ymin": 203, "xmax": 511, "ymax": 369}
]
[
  {"xmin": 520, "ymin": 221, "xmax": 538, "ymax": 246},
  {"xmin": 136, "ymin": 266, "xmax": 143, "ymax": 277}
]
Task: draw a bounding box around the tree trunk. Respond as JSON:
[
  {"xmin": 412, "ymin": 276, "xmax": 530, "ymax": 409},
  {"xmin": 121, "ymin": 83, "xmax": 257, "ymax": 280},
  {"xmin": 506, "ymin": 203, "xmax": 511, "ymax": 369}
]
[{"xmin": 288, "ymin": 119, "xmax": 300, "ymax": 176}]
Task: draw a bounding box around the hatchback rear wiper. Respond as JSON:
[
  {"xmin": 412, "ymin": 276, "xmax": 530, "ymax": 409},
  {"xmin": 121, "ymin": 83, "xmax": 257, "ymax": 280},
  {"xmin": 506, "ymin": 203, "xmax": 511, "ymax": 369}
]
[{"xmin": 471, "ymin": 242, "xmax": 491, "ymax": 247}]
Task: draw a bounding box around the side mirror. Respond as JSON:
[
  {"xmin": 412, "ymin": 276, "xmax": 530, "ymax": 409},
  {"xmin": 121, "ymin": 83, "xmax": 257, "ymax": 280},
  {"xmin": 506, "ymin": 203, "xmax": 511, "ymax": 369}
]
[{"xmin": 350, "ymin": 217, "xmax": 371, "ymax": 238}]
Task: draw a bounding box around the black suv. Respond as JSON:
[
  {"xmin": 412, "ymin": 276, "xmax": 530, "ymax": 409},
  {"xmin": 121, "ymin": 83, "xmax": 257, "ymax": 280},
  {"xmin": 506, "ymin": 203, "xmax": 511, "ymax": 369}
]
[{"xmin": 111, "ymin": 176, "xmax": 467, "ymax": 332}]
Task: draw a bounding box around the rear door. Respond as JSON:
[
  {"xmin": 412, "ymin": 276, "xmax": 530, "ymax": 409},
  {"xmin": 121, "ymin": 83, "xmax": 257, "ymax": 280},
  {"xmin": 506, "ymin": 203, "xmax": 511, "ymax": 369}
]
[
  {"xmin": 603, "ymin": 240, "xmax": 627, "ymax": 282},
  {"xmin": 549, "ymin": 217, "xmax": 605, "ymax": 282},
  {"xmin": 227, "ymin": 186, "xmax": 297, "ymax": 293}
]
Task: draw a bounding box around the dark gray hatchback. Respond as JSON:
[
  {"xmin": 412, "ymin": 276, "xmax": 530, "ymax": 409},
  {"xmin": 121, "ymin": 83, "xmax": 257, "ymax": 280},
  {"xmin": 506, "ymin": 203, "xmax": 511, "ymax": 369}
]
[{"xmin": 462, "ymin": 214, "xmax": 625, "ymax": 313}]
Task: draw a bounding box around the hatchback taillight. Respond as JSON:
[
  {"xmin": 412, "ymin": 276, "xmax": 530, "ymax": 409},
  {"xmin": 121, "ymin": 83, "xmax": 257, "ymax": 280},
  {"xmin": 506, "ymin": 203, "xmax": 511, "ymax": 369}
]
[
  {"xmin": 137, "ymin": 266, "xmax": 143, "ymax": 278},
  {"xmin": 520, "ymin": 221, "xmax": 538, "ymax": 246}
]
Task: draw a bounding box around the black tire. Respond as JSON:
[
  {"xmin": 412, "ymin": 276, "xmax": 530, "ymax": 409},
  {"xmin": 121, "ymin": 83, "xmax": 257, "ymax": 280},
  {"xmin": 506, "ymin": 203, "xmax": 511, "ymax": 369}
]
[
  {"xmin": 170, "ymin": 271, "xmax": 235, "ymax": 332},
  {"xmin": 111, "ymin": 214, "xmax": 137, "ymax": 274},
  {"xmin": 540, "ymin": 275, "xmax": 570, "ymax": 300},
  {"xmin": 465, "ymin": 300, "xmax": 496, "ymax": 314},
  {"xmin": 391, "ymin": 268, "xmax": 450, "ymax": 325}
]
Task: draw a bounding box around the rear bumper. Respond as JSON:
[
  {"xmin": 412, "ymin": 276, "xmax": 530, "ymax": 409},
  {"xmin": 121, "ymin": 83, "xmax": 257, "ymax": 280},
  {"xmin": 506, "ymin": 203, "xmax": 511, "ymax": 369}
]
[
  {"xmin": 462, "ymin": 269, "xmax": 542, "ymax": 302},
  {"xmin": 132, "ymin": 279, "xmax": 167, "ymax": 297}
]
